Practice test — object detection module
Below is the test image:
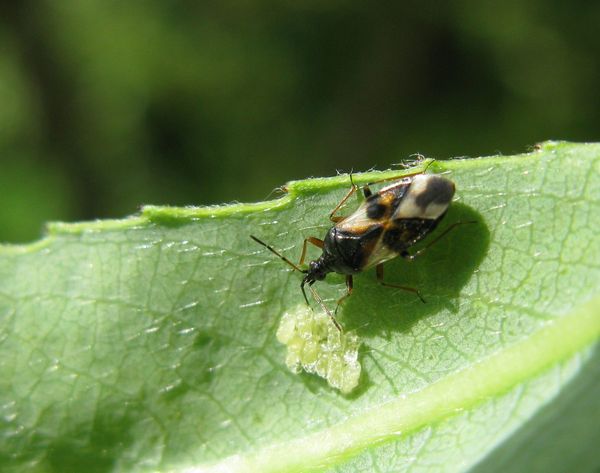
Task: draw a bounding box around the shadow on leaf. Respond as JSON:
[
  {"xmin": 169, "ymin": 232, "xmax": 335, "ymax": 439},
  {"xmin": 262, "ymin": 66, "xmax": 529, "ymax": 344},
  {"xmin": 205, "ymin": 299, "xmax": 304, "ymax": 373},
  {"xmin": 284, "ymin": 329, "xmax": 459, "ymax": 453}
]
[{"xmin": 339, "ymin": 202, "xmax": 490, "ymax": 337}]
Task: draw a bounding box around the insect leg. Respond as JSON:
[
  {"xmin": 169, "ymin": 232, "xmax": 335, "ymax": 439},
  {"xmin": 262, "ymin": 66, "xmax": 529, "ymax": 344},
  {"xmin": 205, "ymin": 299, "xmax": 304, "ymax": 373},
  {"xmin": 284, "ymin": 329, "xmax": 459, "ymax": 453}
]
[
  {"xmin": 401, "ymin": 221, "xmax": 477, "ymax": 261},
  {"xmin": 299, "ymin": 237, "xmax": 324, "ymax": 265},
  {"xmin": 329, "ymin": 174, "xmax": 360, "ymax": 223},
  {"xmin": 376, "ymin": 263, "xmax": 425, "ymax": 303},
  {"xmin": 335, "ymin": 275, "xmax": 353, "ymax": 314}
]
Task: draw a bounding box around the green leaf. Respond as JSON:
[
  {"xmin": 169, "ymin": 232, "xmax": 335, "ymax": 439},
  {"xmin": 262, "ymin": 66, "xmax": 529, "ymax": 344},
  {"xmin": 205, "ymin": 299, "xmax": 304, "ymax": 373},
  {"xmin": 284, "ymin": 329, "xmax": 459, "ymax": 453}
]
[{"xmin": 1, "ymin": 141, "xmax": 599, "ymax": 473}]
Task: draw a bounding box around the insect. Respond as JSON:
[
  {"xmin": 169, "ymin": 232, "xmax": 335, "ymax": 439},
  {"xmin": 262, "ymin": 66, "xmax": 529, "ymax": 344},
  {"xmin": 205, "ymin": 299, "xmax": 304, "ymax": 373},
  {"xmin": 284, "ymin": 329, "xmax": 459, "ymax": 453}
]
[{"xmin": 251, "ymin": 169, "xmax": 466, "ymax": 330}]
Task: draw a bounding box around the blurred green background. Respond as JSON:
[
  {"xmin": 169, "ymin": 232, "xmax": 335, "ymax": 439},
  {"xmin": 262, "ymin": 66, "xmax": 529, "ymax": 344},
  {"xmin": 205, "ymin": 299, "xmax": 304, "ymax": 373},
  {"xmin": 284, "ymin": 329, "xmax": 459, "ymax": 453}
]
[{"xmin": 1, "ymin": 1, "xmax": 599, "ymax": 243}]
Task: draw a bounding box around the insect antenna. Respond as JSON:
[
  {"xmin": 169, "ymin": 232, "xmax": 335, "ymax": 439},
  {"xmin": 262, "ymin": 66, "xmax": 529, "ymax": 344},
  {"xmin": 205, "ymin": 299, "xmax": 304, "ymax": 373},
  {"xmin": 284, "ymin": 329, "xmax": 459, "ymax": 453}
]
[
  {"xmin": 305, "ymin": 282, "xmax": 342, "ymax": 331},
  {"xmin": 250, "ymin": 235, "xmax": 307, "ymax": 274},
  {"xmin": 252, "ymin": 235, "xmax": 342, "ymax": 331}
]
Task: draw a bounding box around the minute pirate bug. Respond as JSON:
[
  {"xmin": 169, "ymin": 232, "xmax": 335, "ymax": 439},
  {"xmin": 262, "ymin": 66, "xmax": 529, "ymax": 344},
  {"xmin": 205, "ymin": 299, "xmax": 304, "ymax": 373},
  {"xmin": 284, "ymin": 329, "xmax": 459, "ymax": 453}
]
[{"xmin": 251, "ymin": 166, "xmax": 470, "ymax": 330}]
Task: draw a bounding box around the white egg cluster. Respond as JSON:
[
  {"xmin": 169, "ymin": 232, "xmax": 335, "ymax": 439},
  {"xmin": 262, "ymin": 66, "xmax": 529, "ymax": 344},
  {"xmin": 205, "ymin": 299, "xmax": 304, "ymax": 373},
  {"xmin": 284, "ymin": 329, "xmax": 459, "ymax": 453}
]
[{"xmin": 276, "ymin": 305, "xmax": 361, "ymax": 394}]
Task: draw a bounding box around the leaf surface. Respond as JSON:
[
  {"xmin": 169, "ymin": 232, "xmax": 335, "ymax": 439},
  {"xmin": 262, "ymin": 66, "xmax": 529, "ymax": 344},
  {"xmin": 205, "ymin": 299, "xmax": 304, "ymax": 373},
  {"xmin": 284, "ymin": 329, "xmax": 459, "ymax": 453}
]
[{"xmin": 0, "ymin": 142, "xmax": 599, "ymax": 473}]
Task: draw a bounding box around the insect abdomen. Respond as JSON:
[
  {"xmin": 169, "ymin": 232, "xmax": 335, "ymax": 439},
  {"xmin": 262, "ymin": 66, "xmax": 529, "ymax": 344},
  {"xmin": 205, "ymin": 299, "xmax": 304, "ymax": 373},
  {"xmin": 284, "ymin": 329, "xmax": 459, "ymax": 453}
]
[{"xmin": 382, "ymin": 217, "xmax": 441, "ymax": 253}]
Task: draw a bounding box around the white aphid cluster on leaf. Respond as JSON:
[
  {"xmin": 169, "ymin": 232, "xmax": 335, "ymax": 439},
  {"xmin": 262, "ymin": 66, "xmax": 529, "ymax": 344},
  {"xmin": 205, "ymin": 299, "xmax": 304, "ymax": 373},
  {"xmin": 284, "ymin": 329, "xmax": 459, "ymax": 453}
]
[{"xmin": 276, "ymin": 305, "xmax": 361, "ymax": 394}]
